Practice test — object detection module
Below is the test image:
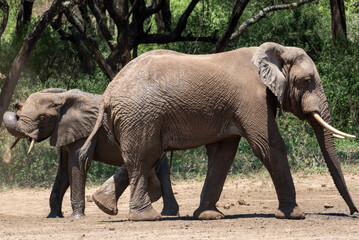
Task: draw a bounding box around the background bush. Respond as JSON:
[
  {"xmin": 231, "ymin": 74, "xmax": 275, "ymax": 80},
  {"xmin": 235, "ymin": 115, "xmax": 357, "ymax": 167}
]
[{"xmin": 0, "ymin": 0, "xmax": 358, "ymax": 188}]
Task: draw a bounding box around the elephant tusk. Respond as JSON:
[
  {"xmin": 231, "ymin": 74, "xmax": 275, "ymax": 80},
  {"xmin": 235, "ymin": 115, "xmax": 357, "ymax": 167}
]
[
  {"xmin": 333, "ymin": 133, "xmax": 345, "ymax": 139},
  {"xmin": 10, "ymin": 137, "xmax": 21, "ymax": 149},
  {"xmin": 312, "ymin": 113, "xmax": 356, "ymax": 138},
  {"xmin": 27, "ymin": 139, "xmax": 35, "ymax": 154}
]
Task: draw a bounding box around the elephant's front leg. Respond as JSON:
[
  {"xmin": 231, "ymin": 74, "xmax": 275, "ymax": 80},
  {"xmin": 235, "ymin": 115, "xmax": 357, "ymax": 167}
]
[
  {"xmin": 68, "ymin": 139, "xmax": 94, "ymax": 218},
  {"xmin": 246, "ymin": 119, "xmax": 304, "ymax": 219},
  {"xmin": 47, "ymin": 148, "xmax": 70, "ymax": 218},
  {"xmin": 194, "ymin": 137, "xmax": 240, "ymax": 220}
]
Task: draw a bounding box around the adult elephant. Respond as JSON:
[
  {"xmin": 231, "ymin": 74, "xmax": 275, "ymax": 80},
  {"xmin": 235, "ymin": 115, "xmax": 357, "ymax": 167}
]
[
  {"xmin": 3, "ymin": 88, "xmax": 179, "ymax": 218},
  {"xmin": 81, "ymin": 43, "xmax": 357, "ymax": 221}
]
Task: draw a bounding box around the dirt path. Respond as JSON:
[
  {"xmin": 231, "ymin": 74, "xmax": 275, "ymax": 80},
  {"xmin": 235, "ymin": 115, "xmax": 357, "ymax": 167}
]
[{"xmin": 0, "ymin": 172, "xmax": 358, "ymax": 240}]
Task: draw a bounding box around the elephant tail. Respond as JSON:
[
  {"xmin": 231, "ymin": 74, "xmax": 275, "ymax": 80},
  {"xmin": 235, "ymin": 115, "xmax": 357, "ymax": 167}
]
[{"xmin": 80, "ymin": 100, "xmax": 106, "ymax": 153}]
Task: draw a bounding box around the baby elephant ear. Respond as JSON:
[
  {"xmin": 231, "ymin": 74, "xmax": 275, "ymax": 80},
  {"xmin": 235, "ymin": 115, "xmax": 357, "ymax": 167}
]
[
  {"xmin": 50, "ymin": 92, "xmax": 99, "ymax": 147},
  {"xmin": 252, "ymin": 42, "xmax": 287, "ymax": 105}
]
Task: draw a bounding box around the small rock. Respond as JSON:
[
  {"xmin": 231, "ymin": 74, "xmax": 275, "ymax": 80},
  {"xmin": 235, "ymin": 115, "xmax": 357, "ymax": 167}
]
[
  {"xmin": 237, "ymin": 199, "xmax": 250, "ymax": 206},
  {"xmin": 321, "ymin": 184, "xmax": 326, "ymax": 187},
  {"xmin": 223, "ymin": 204, "xmax": 231, "ymax": 209},
  {"xmin": 324, "ymin": 203, "xmax": 334, "ymax": 209},
  {"xmin": 109, "ymin": 227, "xmax": 115, "ymax": 231}
]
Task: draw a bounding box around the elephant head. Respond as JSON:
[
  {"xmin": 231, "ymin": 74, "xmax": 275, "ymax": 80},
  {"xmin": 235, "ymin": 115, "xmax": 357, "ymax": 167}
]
[
  {"xmin": 252, "ymin": 42, "xmax": 357, "ymax": 214},
  {"xmin": 3, "ymin": 88, "xmax": 100, "ymax": 153}
]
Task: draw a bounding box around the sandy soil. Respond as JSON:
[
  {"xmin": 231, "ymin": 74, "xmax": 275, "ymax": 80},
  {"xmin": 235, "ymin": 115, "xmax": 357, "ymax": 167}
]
[{"xmin": 0, "ymin": 172, "xmax": 358, "ymax": 240}]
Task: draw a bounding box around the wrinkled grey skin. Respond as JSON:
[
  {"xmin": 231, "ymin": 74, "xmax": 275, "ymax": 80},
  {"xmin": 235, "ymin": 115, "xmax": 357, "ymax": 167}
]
[
  {"xmin": 3, "ymin": 89, "xmax": 179, "ymax": 218},
  {"xmin": 83, "ymin": 43, "xmax": 357, "ymax": 221}
]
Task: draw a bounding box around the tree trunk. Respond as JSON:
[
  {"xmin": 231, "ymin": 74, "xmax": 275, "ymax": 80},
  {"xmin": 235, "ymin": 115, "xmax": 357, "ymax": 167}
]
[
  {"xmin": 0, "ymin": 0, "xmax": 9, "ymax": 39},
  {"xmin": 105, "ymin": 0, "xmax": 131, "ymax": 67},
  {"xmin": 16, "ymin": 0, "xmax": 34, "ymax": 32},
  {"xmin": 330, "ymin": 0, "xmax": 347, "ymax": 44},
  {"xmin": 0, "ymin": 0, "xmax": 64, "ymax": 127}
]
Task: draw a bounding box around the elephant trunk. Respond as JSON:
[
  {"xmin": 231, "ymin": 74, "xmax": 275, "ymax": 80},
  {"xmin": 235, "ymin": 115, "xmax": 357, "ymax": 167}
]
[
  {"xmin": 3, "ymin": 111, "xmax": 27, "ymax": 138},
  {"xmin": 308, "ymin": 100, "xmax": 358, "ymax": 215}
]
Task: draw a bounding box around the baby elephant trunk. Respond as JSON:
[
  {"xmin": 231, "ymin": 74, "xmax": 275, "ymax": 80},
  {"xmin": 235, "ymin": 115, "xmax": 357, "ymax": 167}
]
[{"xmin": 3, "ymin": 111, "xmax": 27, "ymax": 138}]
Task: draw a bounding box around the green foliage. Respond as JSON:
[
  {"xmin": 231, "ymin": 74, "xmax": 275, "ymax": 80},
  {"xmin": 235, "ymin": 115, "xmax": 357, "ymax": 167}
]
[
  {"xmin": 1, "ymin": 0, "xmax": 359, "ymax": 188},
  {"xmin": 0, "ymin": 128, "xmax": 58, "ymax": 188},
  {"xmin": 317, "ymin": 41, "xmax": 359, "ymax": 133}
]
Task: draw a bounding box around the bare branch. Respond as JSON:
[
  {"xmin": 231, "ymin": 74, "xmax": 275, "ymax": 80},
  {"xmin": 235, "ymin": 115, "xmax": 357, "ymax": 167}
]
[
  {"xmin": 88, "ymin": 0, "xmax": 115, "ymax": 50},
  {"xmin": 64, "ymin": 8, "xmax": 115, "ymax": 79},
  {"xmin": 212, "ymin": 0, "xmax": 250, "ymax": 53},
  {"xmin": 172, "ymin": 0, "xmax": 200, "ymax": 38},
  {"xmin": 0, "ymin": 0, "xmax": 9, "ymax": 39},
  {"xmin": 145, "ymin": 0, "xmax": 163, "ymax": 17},
  {"xmin": 230, "ymin": 0, "xmax": 316, "ymax": 41}
]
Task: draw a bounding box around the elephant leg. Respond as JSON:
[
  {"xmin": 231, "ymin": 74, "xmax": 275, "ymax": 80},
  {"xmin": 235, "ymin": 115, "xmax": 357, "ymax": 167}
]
[
  {"xmin": 246, "ymin": 119, "xmax": 304, "ymax": 219},
  {"xmin": 47, "ymin": 148, "xmax": 70, "ymax": 218},
  {"xmin": 124, "ymin": 149, "xmax": 162, "ymax": 221},
  {"xmin": 156, "ymin": 155, "xmax": 179, "ymax": 216},
  {"xmin": 68, "ymin": 139, "xmax": 95, "ymax": 218},
  {"xmin": 92, "ymin": 164, "xmax": 129, "ymax": 215},
  {"xmin": 92, "ymin": 156, "xmax": 170, "ymax": 216},
  {"xmin": 194, "ymin": 137, "xmax": 240, "ymax": 220}
]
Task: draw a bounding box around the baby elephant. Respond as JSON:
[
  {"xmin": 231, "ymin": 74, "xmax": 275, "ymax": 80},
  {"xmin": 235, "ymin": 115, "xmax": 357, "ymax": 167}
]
[{"xmin": 3, "ymin": 88, "xmax": 179, "ymax": 218}]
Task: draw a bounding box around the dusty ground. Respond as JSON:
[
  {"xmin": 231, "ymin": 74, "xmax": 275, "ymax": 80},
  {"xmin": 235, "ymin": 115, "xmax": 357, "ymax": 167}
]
[{"xmin": 0, "ymin": 172, "xmax": 358, "ymax": 240}]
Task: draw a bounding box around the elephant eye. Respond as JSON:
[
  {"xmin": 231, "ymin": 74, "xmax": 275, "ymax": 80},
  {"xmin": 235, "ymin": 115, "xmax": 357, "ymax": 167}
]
[{"xmin": 38, "ymin": 115, "xmax": 45, "ymax": 121}]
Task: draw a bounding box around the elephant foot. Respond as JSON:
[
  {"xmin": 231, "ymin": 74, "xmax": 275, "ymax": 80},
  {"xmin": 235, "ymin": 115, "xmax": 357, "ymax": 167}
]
[
  {"xmin": 161, "ymin": 203, "xmax": 179, "ymax": 216},
  {"xmin": 92, "ymin": 190, "xmax": 118, "ymax": 215},
  {"xmin": 128, "ymin": 207, "xmax": 162, "ymax": 221},
  {"xmin": 275, "ymin": 205, "xmax": 305, "ymax": 219},
  {"xmin": 46, "ymin": 211, "xmax": 64, "ymax": 218},
  {"xmin": 71, "ymin": 211, "xmax": 86, "ymax": 219},
  {"xmin": 193, "ymin": 207, "xmax": 224, "ymax": 220}
]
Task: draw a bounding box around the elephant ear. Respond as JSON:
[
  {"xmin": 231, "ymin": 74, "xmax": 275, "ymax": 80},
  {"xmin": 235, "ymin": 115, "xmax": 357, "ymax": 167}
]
[
  {"xmin": 252, "ymin": 42, "xmax": 287, "ymax": 105},
  {"xmin": 50, "ymin": 93, "xmax": 99, "ymax": 147}
]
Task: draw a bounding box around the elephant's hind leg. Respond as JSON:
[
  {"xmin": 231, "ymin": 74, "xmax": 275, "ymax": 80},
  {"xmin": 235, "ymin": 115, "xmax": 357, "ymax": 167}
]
[
  {"xmin": 124, "ymin": 150, "xmax": 162, "ymax": 221},
  {"xmin": 92, "ymin": 164, "xmax": 129, "ymax": 215},
  {"xmin": 194, "ymin": 137, "xmax": 240, "ymax": 220}
]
